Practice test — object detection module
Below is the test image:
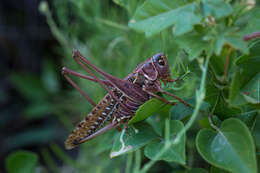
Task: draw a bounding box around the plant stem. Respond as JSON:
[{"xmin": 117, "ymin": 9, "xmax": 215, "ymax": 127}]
[
  {"xmin": 133, "ymin": 149, "xmax": 141, "ymax": 173},
  {"xmin": 139, "ymin": 56, "xmax": 210, "ymax": 173},
  {"xmin": 165, "ymin": 118, "xmax": 170, "ymax": 146},
  {"xmin": 95, "ymin": 18, "xmax": 129, "ymax": 31},
  {"xmin": 223, "ymin": 47, "xmax": 232, "ymax": 81},
  {"xmin": 50, "ymin": 143, "xmax": 81, "ymax": 170},
  {"xmin": 139, "ymin": 146, "xmax": 167, "ymax": 173},
  {"xmin": 243, "ymin": 31, "xmax": 260, "ymax": 41},
  {"xmin": 125, "ymin": 153, "xmax": 133, "ymax": 173},
  {"xmin": 41, "ymin": 148, "xmax": 61, "ymax": 173},
  {"xmin": 40, "ymin": 1, "xmax": 70, "ymax": 48},
  {"xmin": 208, "ymin": 92, "xmax": 221, "ymax": 131}
]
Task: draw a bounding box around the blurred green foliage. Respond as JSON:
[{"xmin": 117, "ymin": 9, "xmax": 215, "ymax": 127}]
[
  {"xmin": 6, "ymin": 150, "xmax": 38, "ymax": 173},
  {"xmin": 5, "ymin": 0, "xmax": 260, "ymax": 172}
]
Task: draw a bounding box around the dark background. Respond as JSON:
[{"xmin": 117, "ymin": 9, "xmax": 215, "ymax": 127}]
[
  {"xmin": 0, "ymin": 1, "xmax": 137, "ymax": 172},
  {"xmin": 0, "ymin": 0, "xmax": 61, "ymax": 169}
]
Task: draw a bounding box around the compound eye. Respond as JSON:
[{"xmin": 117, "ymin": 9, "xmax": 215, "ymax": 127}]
[{"xmin": 158, "ymin": 56, "xmax": 165, "ymax": 66}]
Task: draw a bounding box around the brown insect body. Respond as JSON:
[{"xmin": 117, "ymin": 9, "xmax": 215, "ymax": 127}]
[{"xmin": 63, "ymin": 52, "xmax": 187, "ymax": 149}]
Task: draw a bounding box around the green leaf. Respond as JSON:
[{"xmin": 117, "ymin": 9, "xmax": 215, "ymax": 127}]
[
  {"xmin": 146, "ymin": 116, "xmax": 165, "ymax": 136},
  {"xmin": 235, "ymin": 8, "xmax": 260, "ymax": 36},
  {"xmin": 144, "ymin": 120, "xmax": 186, "ymax": 164},
  {"xmin": 113, "ymin": 0, "xmax": 143, "ymax": 16},
  {"xmin": 236, "ymin": 109, "xmax": 257, "ymax": 127},
  {"xmin": 95, "ymin": 130, "xmax": 117, "ymax": 154},
  {"xmin": 128, "ymin": 98, "xmax": 167, "ymax": 125},
  {"xmin": 209, "ymin": 47, "xmax": 236, "ymax": 77},
  {"xmin": 170, "ymin": 102, "xmax": 193, "ymax": 120},
  {"xmin": 113, "ymin": 0, "xmax": 128, "ymax": 8},
  {"xmin": 215, "ymin": 96, "xmax": 242, "ymax": 119},
  {"xmin": 129, "ymin": 0, "xmax": 202, "ymax": 37},
  {"xmin": 210, "ymin": 166, "xmax": 230, "ymax": 173},
  {"xmin": 5, "ymin": 150, "xmax": 38, "ymax": 173},
  {"xmin": 201, "ymin": 0, "xmax": 233, "ymax": 19},
  {"xmin": 240, "ymin": 73, "xmax": 260, "ymax": 104},
  {"xmin": 229, "ymin": 42, "xmax": 260, "ymax": 106},
  {"xmin": 199, "ymin": 115, "xmax": 222, "ymax": 129},
  {"xmin": 174, "ymin": 0, "xmax": 233, "ymax": 60},
  {"xmin": 128, "ymin": 0, "xmax": 187, "ymax": 21},
  {"xmin": 196, "ymin": 118, "xmax": 257, "ymax": 173},
  {"xmin": 175, "ymin": 30, "xmax": 212, "ymax": 61},
  {"xmin": 213, "ymin": 26, "xmax": 248, "ymax": 55},
  {"xmin": 170, "ymin": 98, "xmax": 210, "ymax": 120},
  {"xmin": 205, "ymin": 78, "xmax": 242, "ymax": 119},
  {"xmin": 252, "ymin": 115, "xmax": 260, "ymax": 150},
  {"xmin": 110, "ymin": 122, "xmax": 158, "ymax": 158}
]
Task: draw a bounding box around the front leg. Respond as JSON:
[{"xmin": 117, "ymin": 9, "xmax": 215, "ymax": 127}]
[
  {"xmin": 143, "ymin": 88, "xmax": 175, "ymax": 106},
  {"xmin": 143, "ymin": 79, "xmax": 191, "ymax": 108},
  {"xmin": 164, "ymin": 70, "xmax": 190, "ymax": 84},
  {"xmin": 142, "ymin": 80, "xmax": 174, "ymax": 105},
  {"xmin": 159, "ymin": 90, "xmax": 191, "ymax": 108}
]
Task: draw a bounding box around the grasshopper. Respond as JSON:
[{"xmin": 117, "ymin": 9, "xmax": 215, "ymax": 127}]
[{"xmin": 62, "ymin": 50, "xmax": 190, "ymax": 149}]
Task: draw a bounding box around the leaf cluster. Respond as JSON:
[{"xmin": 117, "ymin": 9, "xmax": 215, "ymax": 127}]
[{"xmin": 5, "ymin": 0, "xmax": 260, "ymax": 173}]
